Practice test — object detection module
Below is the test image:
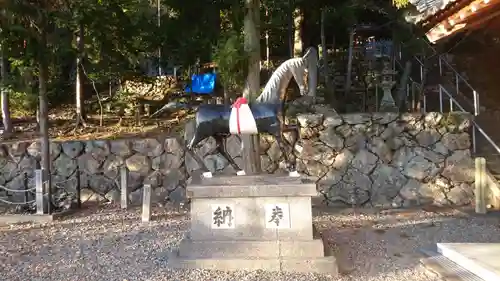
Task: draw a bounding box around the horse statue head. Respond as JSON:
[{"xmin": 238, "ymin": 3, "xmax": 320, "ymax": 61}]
[{"xmin": 256, "ymin": 46, "xmax": 319, "ymax": 104}]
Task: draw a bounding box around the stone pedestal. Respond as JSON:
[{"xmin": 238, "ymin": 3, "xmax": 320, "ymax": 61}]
[{"xmin": 168, "ymin": 175, "xmax": 338, "ymax": 275}]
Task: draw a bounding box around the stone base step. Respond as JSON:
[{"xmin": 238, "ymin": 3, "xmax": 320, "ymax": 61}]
[
  {"xmin": 420, "ymin": 248, "xmax": 485, "ymax": 281},
  {"xmin": 437, "ymin": 243, "xmax": 500, "ymax": 281},
  {"xmin": 168, "ymin": 250, "xmax": 338, "ymax": 274},
  {"xmin": 178, "ymin": 239, "xmax": 327, "ymax": 259}
]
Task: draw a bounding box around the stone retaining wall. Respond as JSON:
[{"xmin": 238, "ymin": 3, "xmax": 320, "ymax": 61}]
[
  {"xmin": 295, "ymin": 112, "xmax": 474, "ymax": 207},
  {"xmin": 0, "ymin": 111, "xmax": 475, "ymax": 209},
  {"xmin": 0, "ymin": 137, "xmax": 187, "ymax": 209},
  {"xmin": 186, "ymin": 111, "xmax": 474, "ymax": 207}
]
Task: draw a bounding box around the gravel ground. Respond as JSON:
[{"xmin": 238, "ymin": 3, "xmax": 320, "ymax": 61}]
[{"xmin": 1, "ymin": 204, "xmax": 499, "ymax": 281}]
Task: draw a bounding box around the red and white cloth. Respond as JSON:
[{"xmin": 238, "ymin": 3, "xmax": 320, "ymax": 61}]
[{"xmin": 229, "ymin": 97, "xmax": 258, "ymax": 135}]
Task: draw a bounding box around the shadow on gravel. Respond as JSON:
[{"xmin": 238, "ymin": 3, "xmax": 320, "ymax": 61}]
[
  {"xmin": 60, "ymin": 202, "xmax": 187, "ymax": 220},
  {"xmin": 2, "ymin": 205, "xmax": 500, "ymax": 281},
  {"xmin": 0, "ymin": 222, "xmax": 185, "ymax": 281},
  {"xmin": 313, "ymin": 206, "xmax": 500, "ymax": 279},
  {"xmin": 0, "ymin": 204, "xmax": 188, "ymax": 236}
]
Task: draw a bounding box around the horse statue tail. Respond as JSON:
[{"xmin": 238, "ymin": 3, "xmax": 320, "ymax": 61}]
[{"xmin": 149, "ymin": 100, "xmax": 198, "ymax": 118}]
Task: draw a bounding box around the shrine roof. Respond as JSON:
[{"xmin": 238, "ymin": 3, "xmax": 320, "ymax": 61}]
[
  {"xmin": 408, "ymin": 0, "xmax": 473, "ymax": 27},
  {"xmin": 408, "ymin": 0, "xmax": 500, "ymax": 43}
]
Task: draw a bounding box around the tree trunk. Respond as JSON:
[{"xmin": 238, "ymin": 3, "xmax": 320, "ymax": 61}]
[
  {"xmin": 38, "ymin": 15, "xmax": 52, "ymax": 214},
  {"xmin": 331, "ymin": 34, "xmax": 336, "ymax": 63},
  {"xmin": 320, "ymin": 9, "xmax": 327, "ymax": 74},
  {"xmin": 320, "ymin": 10, "xmax": 330, "ymax": 95},
  {"xmin": 415, "ymin": 64, "xmax": 427, "ymax": 112},
  {"xmin": 265, "ymin": 7, "xmax": 270, "ymax": 68},
  {"xmin": 223, "ymin": 86, "xmax": 229, "ymax": 105},
  {"xmin": 397, "ymin": 60, "xmax": 412, "ymax": 112},
  {"xmin": 242, "ymin": 0, "xmax": 261, "ymax": 175},
  {"xmin": 0, "ymin": 38, "xmax": 13, "ymax": 135},
  {"xmin": 329, "ymin": 34, "xmax": 338, "ymax": 107},
  {"xmin": 344, "ymin": 29, "xmax": 355, "ymax": 97},
  {"xmin": 287, "ymin": 0, "xmax": 294, "ymax": 58},
  {"xmin": 75, "ymin": 21, "xmax": 86, "ymax": 127},
  {"xmin": 293, "ymin": 7, "xmax": 303, "ymax": 57}
]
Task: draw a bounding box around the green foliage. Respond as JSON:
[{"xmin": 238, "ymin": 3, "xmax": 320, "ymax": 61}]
[
  {"xmin": 212, "ymin": 30, "xmax": 247, "ymax": 91},
  {"xmin": 1, "ymin": 0, "xmax": 165, "ymax": 114},
  {"xmin": 440, "ymin": 112, "xmax": 467, "ymax": 131},
  {"xmin": 0, "ymin": 0, "xmax": 423, "ymax": 117},
  {"xmin": 392, "ymin": 0, "xmax": 411, "ymax": 9},
  {"xmin": 9, "ymin": 90, "xmax": 38, "ymax": 117}
]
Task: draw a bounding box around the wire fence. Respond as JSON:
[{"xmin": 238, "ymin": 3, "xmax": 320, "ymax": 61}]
[
  {"xmin": 0, "ymin": 164, "xmax": 84, "ymax": 215},
  {"xmin": 0, "ymin": 163, "xmax": 165, "ymax": 216},
  {"xmin": 0, "ymin": 173, "xmax": 36, "ymax": 212}
]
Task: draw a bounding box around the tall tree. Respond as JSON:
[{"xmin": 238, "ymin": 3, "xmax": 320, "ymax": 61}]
[
  {"xmin": 0, "ymin": 36, "xmax": 13, "ymax": 136},
  {"xmin": 0, "ymin": 8, "xmax": 12, "ymax": 135},
  {"xmin": 242, "ymin": 0, "xmax": 261, "ymax": 174},
  {"xmin": 287, "ymin": 0, "xmax": 294, "ymax": 57},
  {"xmin": 75, "ymin": 20, "xmax": 86, "ymax": 127},
  {"xmin": 293, "ymin": 6, "xmax": 303, "ymax": 57},
  {"xmin": 36, "ymin": 6, "xmax": 52, "ymax": 213}
]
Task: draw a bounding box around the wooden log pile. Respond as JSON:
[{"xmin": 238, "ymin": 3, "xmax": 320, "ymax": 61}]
[{"xmin": 122, "ymin": 75, "xmax": 180, "ymax": 101}]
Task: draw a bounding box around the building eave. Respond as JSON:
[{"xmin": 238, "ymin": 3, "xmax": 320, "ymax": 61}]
[
  {"xmin": 424, "ymin": 0, "xmax": 500, "ymax": 43},
  {"xmin": 408, "ymin": 0, "xmax": 472, "ymax": 26}
]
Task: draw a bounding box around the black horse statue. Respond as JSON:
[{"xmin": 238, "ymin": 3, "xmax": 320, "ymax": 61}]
[{"xmin": 186, "ymin": 47, "xmax": 318, "ymax": 178}]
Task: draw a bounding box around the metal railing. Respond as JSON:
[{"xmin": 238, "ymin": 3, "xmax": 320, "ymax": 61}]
[
  {"xmin": 395, "ymin": 38, "xmax": 500, "ymax": 174},
  {"xmin": 397, "ymin": 39, "xmax": 481, "ymax": 116},
  {"xmin": 438, "ymin": 85, "xmax": 500, "ymax": 156},
  {"xmin": 394, "ymin": 39, "xmax": 500, "ymax": 161},
  {"xmin": 438, "ymin": 56, "xmax": 480, "ymax": 116},
  {"xmin": 394, "ymin": 40, "xmax": 500, "ymax": 173},
  {"xmin": 396, "ymin": 38, "xmax": 500, "ymax": 157},
  {"xmin": 419, "ymin": 38, "xmax": 480, "ymax": 116}
]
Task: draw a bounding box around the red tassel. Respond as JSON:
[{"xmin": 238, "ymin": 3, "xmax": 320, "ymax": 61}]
[
  {"xmin": 231, "ymin": 97, "xmax": 249, "ymax": 134},
  {"xmin": 232, "ymin": 97, "xmax": 248, "ymax": 109}
]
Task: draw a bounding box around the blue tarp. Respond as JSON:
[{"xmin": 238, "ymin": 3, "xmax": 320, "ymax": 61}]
[{"xmin": 184, "ymin": 73, "xmax": 216, "ymax": 95}]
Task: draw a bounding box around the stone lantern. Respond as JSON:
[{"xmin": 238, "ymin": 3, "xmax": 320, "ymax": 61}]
[{"xmin": 379, "ymin": 60, "xmax": 398, "ymax": 112}]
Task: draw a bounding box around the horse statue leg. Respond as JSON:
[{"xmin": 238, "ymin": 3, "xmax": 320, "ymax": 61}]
[
  {"xmin": 277, "ymin": 96, "xmax": 300, "ymax": 177},
  {"xmin": 267, "ymin": 123, "xmax": 299, "ymax": 177},
  {"xmin": 186, "ymin": 130, "xmax": 214, "ymax": 179},
  {"xmin": 278, "ymin": 134, "xmax": 299, "ymax": 177},
  {"xmin": 184, "ymin": 148, "xmax": 213, "ymax": 178},
  {"xmin": 214, "ymin": 136, "xmax": 246, "ymax": 176}
]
